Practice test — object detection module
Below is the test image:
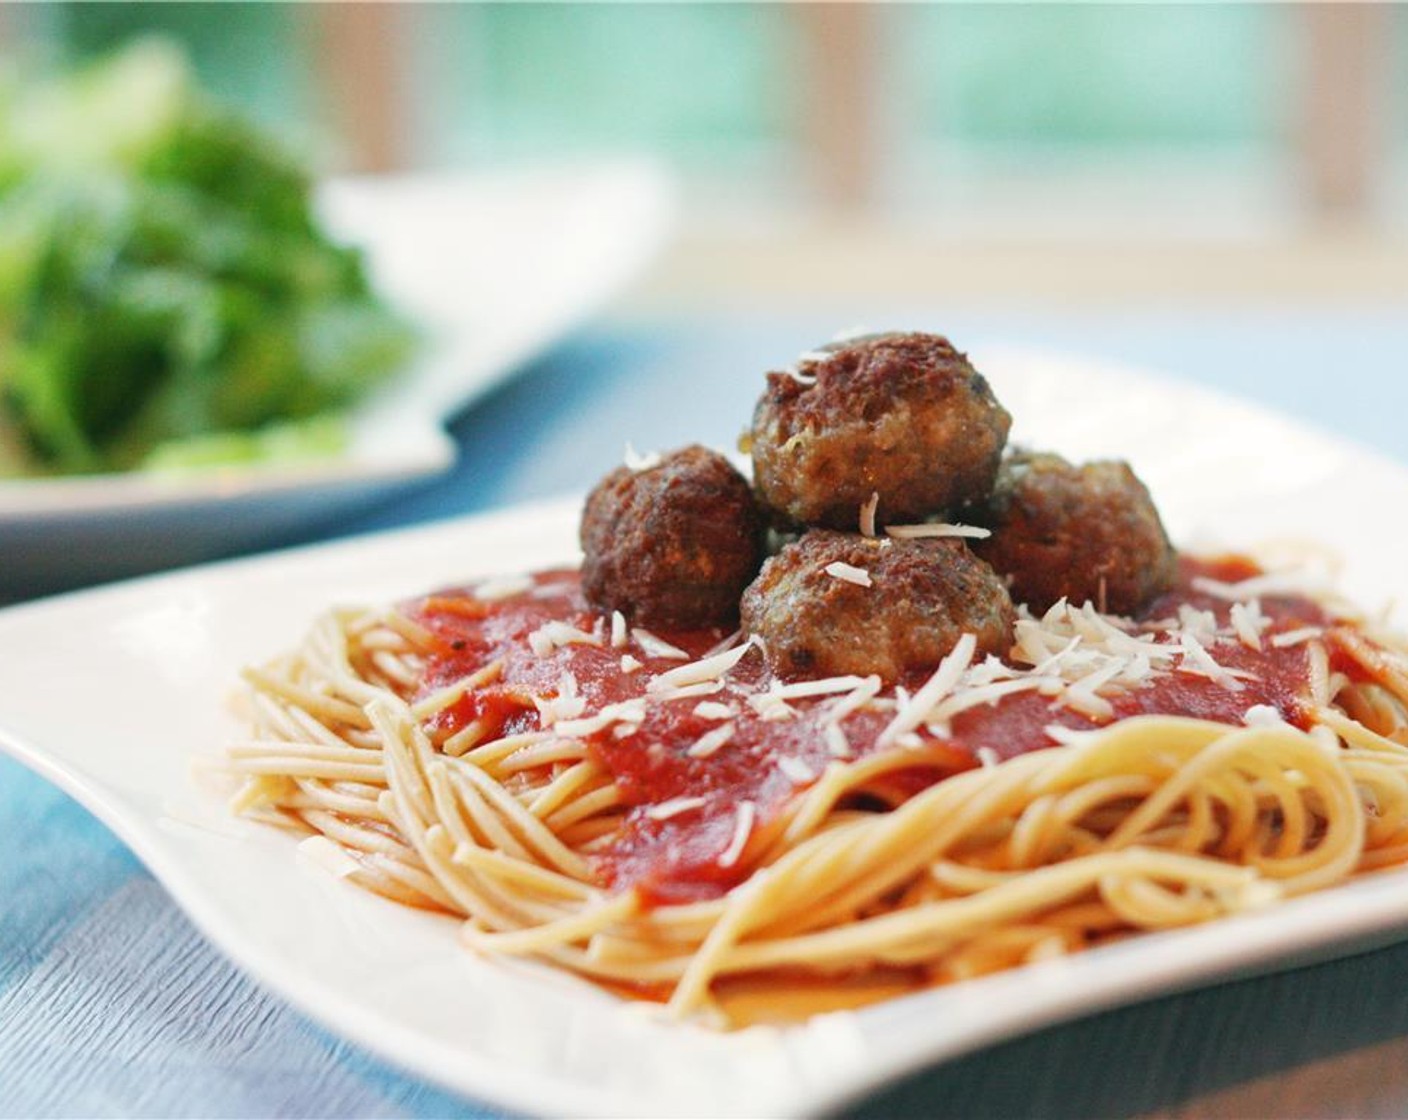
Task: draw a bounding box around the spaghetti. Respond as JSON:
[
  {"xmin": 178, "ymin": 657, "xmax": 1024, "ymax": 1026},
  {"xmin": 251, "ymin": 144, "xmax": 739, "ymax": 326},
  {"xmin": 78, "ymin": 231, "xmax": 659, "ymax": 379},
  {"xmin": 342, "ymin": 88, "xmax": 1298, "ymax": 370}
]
[{"xmin": 228, "ymin": 554, "xmax": 1408, "ymax": 1027}]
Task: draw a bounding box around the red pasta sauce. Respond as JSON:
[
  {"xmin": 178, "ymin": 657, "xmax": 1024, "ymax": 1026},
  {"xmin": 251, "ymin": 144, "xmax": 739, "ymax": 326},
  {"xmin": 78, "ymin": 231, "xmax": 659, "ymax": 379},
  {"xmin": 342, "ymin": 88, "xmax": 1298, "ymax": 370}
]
[{"xmin": 406, "ymin": 555, "xmax": 1339, "ymax": 906}]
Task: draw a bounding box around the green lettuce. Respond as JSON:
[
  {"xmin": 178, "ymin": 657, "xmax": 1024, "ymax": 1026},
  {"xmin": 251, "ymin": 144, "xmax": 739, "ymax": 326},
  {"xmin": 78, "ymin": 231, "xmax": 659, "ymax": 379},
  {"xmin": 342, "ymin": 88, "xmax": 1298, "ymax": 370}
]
[{"xmin": 0, "ymin": 40, "xmax": 415, "ymax": 477}]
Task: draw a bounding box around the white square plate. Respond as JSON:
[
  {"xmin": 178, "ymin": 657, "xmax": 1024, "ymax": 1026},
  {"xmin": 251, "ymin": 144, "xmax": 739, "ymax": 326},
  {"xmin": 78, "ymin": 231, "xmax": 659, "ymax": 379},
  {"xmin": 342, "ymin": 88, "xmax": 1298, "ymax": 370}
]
[{"xmin": 4, "ymin": 349, "xmax": 1408, "ymax": 1117}]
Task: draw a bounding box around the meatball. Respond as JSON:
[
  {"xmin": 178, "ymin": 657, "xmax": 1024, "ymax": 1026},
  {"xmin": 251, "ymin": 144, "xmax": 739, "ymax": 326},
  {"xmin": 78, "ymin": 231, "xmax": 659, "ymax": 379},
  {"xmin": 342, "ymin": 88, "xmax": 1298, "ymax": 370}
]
[
  {"xmin": 740, "ymin": 529, "xmax": 1014, "ymax": 681},
  {"xmin": 748, "ymin": 332, "xmax": 1011, "ymax": 529},
  {"xmin": 971, "ymin": 451, "xmax": 1176, "ymax": 616},
  {"xmin": 581, "ymin": 444, "xmax": 763, "ymax": 628}
]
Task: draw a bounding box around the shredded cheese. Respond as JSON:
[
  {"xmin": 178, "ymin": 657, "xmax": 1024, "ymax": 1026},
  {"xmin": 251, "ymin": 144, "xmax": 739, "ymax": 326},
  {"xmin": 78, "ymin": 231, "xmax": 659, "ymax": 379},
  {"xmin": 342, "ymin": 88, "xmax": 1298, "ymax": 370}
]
[
  {"xmin": 553, "ymin": 699, "xmax": 648, "ymax": 739},
  {"xmin": 687, "ymin": 722, "xmax": 736, "ymax": 759},
  {"xmin": 624, "ymin": 443, "xmax": 663, "ymax": 472},
  {"xmin": 1177, "ymin": 631, "xmax": 1245, "ymax": 691},
  {"xmin": 528, "ymin": 620, "xmax": 601, "ymax": 658},
  {"xmin": 824, "ymin": 722, "xmax": 853, "ymax": 758},
  {"xmin": 718, "ymin": 801, "xmax": 756, "ymax": 868},
  {"xmin": 534, "ymin": 672, "xmax": 586, "ymax": 727},
  {"xmin": 645, "ymin": 796, "xmax": 708, "ymax": 822},
  {"xmin": 885, "ymin": 522, "xmax": 992, "ymax": 540},
  {"xmin": 1271, "ymin": 626, "xmax": 1323, "ymax": 648},
  {"xmin": 648, "ymin": 639, "xmax": 756, "ymax": 694},
  {"xmin": 777, "ymin": 756, "xmax": 816, "ymax": 784},
  {"xmin": 827, "ymin": 675, "xmax": 884, "ymax": 724},
  {"xmin": 1243, "ymin": 704, "xmax": 1284, "ymax": 727},
  {"xmin": 652, "ymin": 680, "xmax": 726, "ymax": 703},
  {"xmin": 769, "ymin": 676, "xmax": 870, "ymax": 701},
  {"xmin": 703, "ymin": 630, "xmax": 744, "ymax": 658},
  {"xmin": 750, "ymin": 693, "xmax": 797, "ymax": 722},
  {"xmin": 860, "ymin": 492, "xmax": 879, "ymax": 538},
  {"xmin": 1229, "ymin": 600, "xmax": 1268, "ymax": 650},
  {"xmin": 880, "ymin": 634, "xmax": 977, "ymax": 747},
  {"xmin": 824, "ymin": 561, "xmax": 873, "ymax": 588},
  {"xmin": 632, "ymin": 629, "xmax": 691, "ymax": 661}
]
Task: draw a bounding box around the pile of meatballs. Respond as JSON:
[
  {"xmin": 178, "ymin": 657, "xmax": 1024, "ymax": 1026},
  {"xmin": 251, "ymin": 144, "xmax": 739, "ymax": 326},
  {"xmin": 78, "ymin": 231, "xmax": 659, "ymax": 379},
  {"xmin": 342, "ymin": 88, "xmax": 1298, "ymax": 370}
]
[{"xmin": 580, "ymin": 332, "xmax": 1176, "ymax": 683}]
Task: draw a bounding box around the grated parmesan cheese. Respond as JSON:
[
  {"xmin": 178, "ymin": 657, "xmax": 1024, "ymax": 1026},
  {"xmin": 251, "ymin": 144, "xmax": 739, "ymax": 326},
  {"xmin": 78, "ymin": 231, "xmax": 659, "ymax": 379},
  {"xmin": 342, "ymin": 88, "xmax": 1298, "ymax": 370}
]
[
  {"xmin": 528, "ymin": 620, "xmax": 601, "ymax": 658},
  {"xmin": 632, "ymin": 629, "xmax": 692, "ymax": 661},
  {"xmin": 1176, "ymin": 631, "xmax": 1245, "ymax": 691},
  {"xmin": 750, "ymin": 693, "xmax": 797, "ymax": 722},
  {"xmin": 1243, "ymin": 704, "xmax": 1284, "ymax": 727},
  {"xmin": 769, "ymin": 675, "xmax": 870, "ymax": 701},
  {"xmin": 620, "ymin": 654, "xmax": 643, "ymax": 674},
  {"xmin": 611, "ymin": 611, "xmax": 628, "ymax": 649},
  {"xmin": 624, "ymin": 442, "xmax": 663, "ymax": 472},
  {"xmin": 777, "ymin": 756, "xmax": 816, "ymax": 784},
  {"xmin": 824, "ymin": 561, "xmax": 873, "ymax": 588},
  {"xmin": 827, "ymin": 675, "xmax": 884, "ymax": 725},
  {"xmin": 687, "ymin": 722, "xmax": 736, "ymax": 759},
  {"xmin": 884, "ymin": 522, "xmax": 992, "ymax": 541},
  {"xmin": 879, "ymin": 634, "xmax": 976, "ymax": 746},
  {"xmin": 553, "ymin": 699, "xmax": 648, "ymax": 739},
  {"xmin": 651, "ymin": 680, "xmax": 726, "ymax": 703},
  {"xmin": 1058, "ymin": 658, "xmax": 1126, "ymax": 719},
  {"xmin": 1229, "ymin": 599, "xmax": 1270, "ymax": 651},
  {"xmin": 534, "ymin": 672, "xmax": 586, "ymax": 726},
  {"xmin": 1176, "ymin": 604, "xmax": 1220, "ymax": 643},
  {"xmin": 648, "ymin": 638, "xmax": 756, "ymax": 694},
  {"xmin": 1271, "ymin": 626, "xmax": 1323, "ymax": 648},
  {"xmin": 646, "ymin": 796, "xmax": 707, "ymax": 821},
  {"xmin": 718, "ymin": 801, "xmax": 756, "ymax": 868},
  {"xmin": 824, "ymin": 722, "xmax": 853, "ymax": 758},
  {"xmin": 859, "ymin": 492, "xmax": 879, "ymax": 538},
  {"xmin": 928, "ymin": 676, "xmax": 1056, "ymax": 726},
  {"xmin": 693, "ymin": 701, "xmax": 735, "ymax": 721},
  {"xmin": 703, "ymin": 630, "xmax": 744, "ymax": 658}
]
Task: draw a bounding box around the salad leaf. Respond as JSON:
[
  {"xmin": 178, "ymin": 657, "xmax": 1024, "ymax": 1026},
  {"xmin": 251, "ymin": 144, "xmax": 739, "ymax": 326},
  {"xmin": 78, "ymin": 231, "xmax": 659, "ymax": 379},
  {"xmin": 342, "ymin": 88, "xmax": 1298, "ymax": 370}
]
[{"xmin": 0, "ymin": 40, "xmax": 415, "ymax": 477}]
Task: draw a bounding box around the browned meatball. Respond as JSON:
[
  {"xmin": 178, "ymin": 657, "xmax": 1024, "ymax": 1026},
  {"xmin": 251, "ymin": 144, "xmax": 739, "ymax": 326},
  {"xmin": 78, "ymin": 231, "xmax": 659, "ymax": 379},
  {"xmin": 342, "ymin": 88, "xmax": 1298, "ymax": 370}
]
[
  {"xmin": 749, "ymin": 333, "xmax": 1011, "ymax": 529},
  {"xmin": 580, "ymin": 445, "xmax": 763, "ymax": 628},
  {"xmin": 971, "ymin": 451, "xmax": 1176, "ymax": 616},
  {"xmin": 740, "ymin": 529, "xmax": 1014, "ymax": 681}
]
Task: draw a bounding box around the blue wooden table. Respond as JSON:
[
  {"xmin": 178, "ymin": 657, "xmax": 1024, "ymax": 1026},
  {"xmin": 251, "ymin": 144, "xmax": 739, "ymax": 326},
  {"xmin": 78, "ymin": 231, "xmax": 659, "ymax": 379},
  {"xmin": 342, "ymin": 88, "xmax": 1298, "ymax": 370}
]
[{"xmin": 5, "ymin": 308, "xmax": 1408, "ymax": 1118}]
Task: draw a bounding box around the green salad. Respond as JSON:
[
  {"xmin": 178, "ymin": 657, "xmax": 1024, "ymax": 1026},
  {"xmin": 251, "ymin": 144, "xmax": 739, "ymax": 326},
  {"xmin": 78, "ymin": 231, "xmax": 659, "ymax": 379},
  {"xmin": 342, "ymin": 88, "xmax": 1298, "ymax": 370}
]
[{"xmin": 0, "ymin": 40, "xmax": 416, "ymax": 478}]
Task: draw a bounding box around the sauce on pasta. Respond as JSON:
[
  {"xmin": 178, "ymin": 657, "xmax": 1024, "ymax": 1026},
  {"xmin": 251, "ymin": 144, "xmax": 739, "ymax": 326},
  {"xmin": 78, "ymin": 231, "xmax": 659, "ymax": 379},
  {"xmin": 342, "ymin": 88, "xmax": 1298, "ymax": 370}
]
[{"xmin": 406, "ymin": 554, "xmax": 1331, "ymax": 905}]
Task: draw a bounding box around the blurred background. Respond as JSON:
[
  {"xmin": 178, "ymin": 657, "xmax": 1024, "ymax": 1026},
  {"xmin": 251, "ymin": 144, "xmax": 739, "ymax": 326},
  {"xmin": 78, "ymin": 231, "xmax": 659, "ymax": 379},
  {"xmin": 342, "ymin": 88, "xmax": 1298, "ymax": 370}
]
[{"xmin": 5, "ymin": 1, "xmax": 1405, "ymax": 310}]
